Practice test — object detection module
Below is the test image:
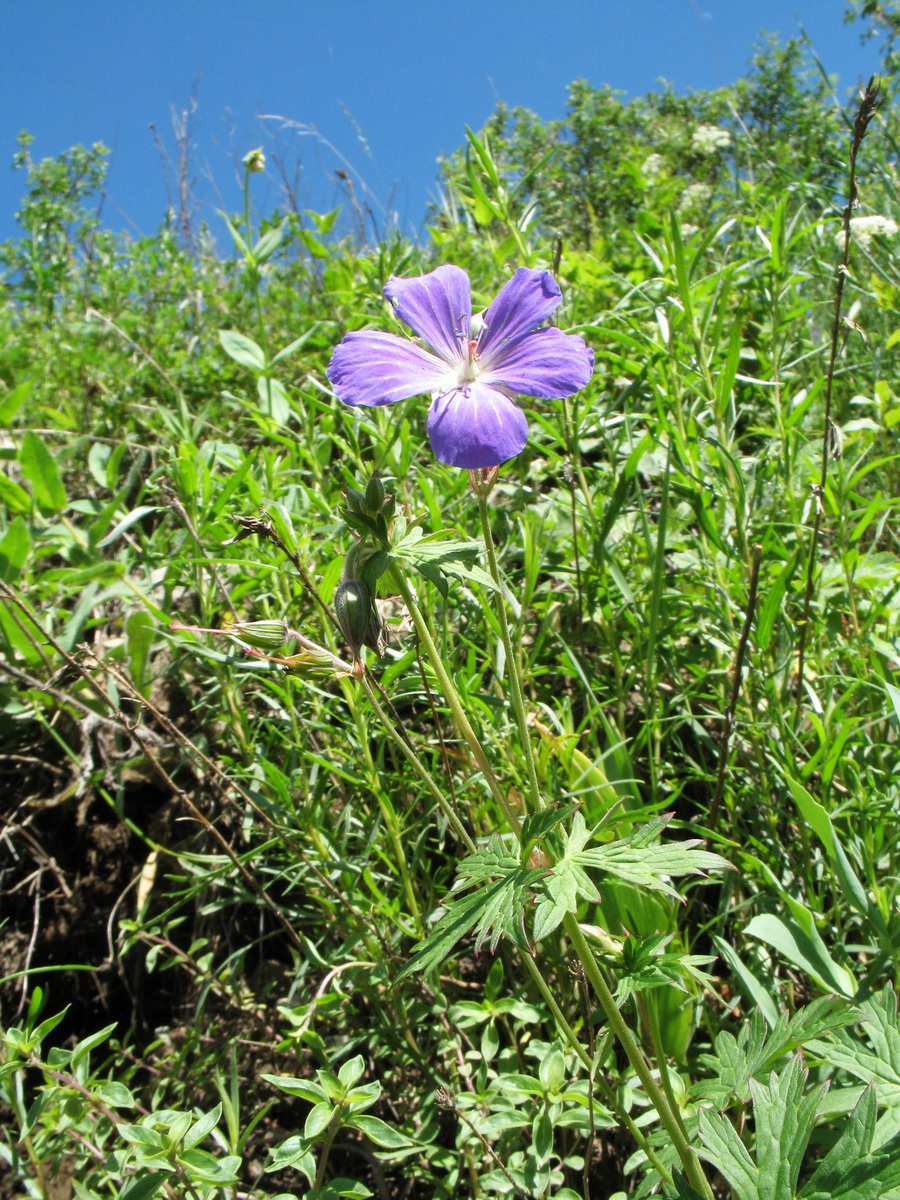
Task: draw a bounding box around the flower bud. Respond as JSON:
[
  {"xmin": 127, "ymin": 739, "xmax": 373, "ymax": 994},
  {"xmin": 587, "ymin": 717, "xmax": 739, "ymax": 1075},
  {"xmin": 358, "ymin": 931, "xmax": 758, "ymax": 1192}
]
[
  {"xmin": 334, "ymin": 580, "xmax": 373, "ymax": 660},
  {"xmin": 364, "ymin": 472, "xmax": 386, "ymax": 513},
  {"xmin": 242, "ymin": 147, "xmax": 265, "ymax": 174},
  {"xmin": 222, "ymin": 619, "xmax": 289, "ymax": 650}
]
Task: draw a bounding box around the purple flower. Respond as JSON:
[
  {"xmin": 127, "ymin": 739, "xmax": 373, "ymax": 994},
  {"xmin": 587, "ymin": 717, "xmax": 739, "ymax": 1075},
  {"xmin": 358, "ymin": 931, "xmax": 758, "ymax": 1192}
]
[{"xmin": 327, "ymin": 265, "xmax": 593, "ymax": 469}]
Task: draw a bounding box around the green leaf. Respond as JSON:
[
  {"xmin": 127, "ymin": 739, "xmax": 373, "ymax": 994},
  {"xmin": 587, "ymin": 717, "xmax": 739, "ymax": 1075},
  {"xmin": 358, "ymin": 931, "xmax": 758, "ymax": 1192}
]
[
  {"xmin": 98, "ymin": 1081, "xmax": 135, "ymax": 1108},
  {"xmin": 710, "ymin": 935, "xmax": 780, "ymax": 1028},
  {"xmin": 0, "ymin": 472, "xmax": 32, "ymax": 514},
  {"xmin": 181, "ymin": 1103, "xmax": 222, "ymax": 1151},
  {"xmin": 253, "ymin": 218, "xmax": 288, "ymax": 263},
  {"xmin": 745, "ymin": 910, "xmax": 856, "ymax": 997},
  {"xmin": 785, "ymin": 776, "xmax": 882, "ymax": 932},
  {"xmin": 0, "ymin": 517, "xmax": 31, "ymax": 583},
  {"xmin": 218, "ymin": 329, "xmax": 267, "ymax": 372},
  {"xmin": 697, "ymin": 1106, "xmax": 759, "ymax": 1200},
  {"xmin": 800, "ymin": 1084, "xmax": 876, "ymax": 1199},
  {"xmin": 20, "ymin": 430, "xmax": 67, "ymax": 513},
  {"xmin": 0, "ymin": 378, "xmax": 34, "ymax": 425},
  {"xmin": 750, "ymin": 1057, "xmax": 824, "ymax": 1200},
  {"xmin": 118, "ymin": 1176, "xmax": 166, "ymax": 1200},
  {"xmin": 573, "ymin": 813, "xmax": 731, "ymax": 898},
  {"xmin": 338, "ymin": 1054, "xmax": 365, "ymax": 1089},
  {"xmin": 806, "ymin": 986, "xmax": 900, "ymax": 1147},
  {"xmin": 96, "ymin": 505, "xmax": 162, "ymax": 549},
  {"xmin": 345, "ymin": 1114, "xmax": 412, "ymax": 1149},
  {"xmin": 304, "ymin": 1100, "xmax": 334, "ymax": 1138},
  {"xmin": 395, "ymin": 840, "xmax": 543, "ymax": 982},
  {"xmin": 261, "ymin": 1074, "xmax": 329, "ymax": 1104}
]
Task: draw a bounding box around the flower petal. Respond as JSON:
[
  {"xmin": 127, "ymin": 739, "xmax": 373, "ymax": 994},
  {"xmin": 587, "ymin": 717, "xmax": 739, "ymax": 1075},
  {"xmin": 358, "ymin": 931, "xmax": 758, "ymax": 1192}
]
[
  {"xmin": 427, "ymin": 383, "xmax": 528, "ymax": 469},
  {"xmin": 477, "ymin": 268, "xmax": 561, "ymax": 361},
  {"xmin": 483, "ymin": 327, "xmax": 594, "ymax": 398},
  {"xmin": 327, "ymin": 331, "xmax": 452, "ymax": 407},
  {"xmin": 384, "ymin": 265, "xmax": 471, "ymax": 364}
]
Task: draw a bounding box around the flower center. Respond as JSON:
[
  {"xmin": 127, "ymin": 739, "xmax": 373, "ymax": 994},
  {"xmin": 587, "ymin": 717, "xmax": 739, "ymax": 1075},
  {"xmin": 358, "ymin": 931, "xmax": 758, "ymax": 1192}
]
[{"xmin": 457, "ymin": 338, "xmax": 481, "ymax": 386}]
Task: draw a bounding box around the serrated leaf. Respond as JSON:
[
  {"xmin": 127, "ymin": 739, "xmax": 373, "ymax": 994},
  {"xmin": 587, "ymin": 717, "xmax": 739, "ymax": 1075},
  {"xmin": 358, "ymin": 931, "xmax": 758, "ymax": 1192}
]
[
  {"xmin": 806, "ymin": 986, "xmax": 900, "ymax": 1147},
  {"xmin": 395, "ymin": 841, "xmax": 543, "ymax": 983},
  {"xmin": 800, "ymin": 1084, "xmax": 876, "ymax": 1199},
  {"xmin": 570, "ymin": 812, "xmax": 730, "ymax": 898},
  {"xmin": 751, "ymin": 1058, "xmax": 824, "ymax": 1200},
  {"xmin": 698, "ymin": 1107, "xmax": 759, "ymax": 1199}
]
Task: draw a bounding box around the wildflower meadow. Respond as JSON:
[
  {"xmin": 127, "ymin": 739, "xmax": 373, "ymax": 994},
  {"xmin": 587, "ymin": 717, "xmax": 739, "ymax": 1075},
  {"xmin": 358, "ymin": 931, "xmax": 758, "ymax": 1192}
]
[{"xmin": 5, "ymin": 11, "xmax": 900, "ymax": 1200}]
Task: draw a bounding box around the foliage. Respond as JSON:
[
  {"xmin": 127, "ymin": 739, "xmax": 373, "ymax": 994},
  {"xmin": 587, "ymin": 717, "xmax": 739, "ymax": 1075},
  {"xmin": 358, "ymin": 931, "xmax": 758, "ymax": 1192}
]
[{"xmin": 3, "ymin": 19, "xmax": 900, "ymax": 1200}]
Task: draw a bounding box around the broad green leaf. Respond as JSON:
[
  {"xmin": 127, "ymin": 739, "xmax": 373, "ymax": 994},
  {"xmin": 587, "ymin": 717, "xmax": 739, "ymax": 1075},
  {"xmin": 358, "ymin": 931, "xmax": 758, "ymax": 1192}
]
[
  {"xmin": 98, "ymin": 1082, "xmax": 134, "ymax": 1108},
  {"xmin": 20, "ymin": 431, "xmax": 67, "ymax": 513},
  {"xmin": 257, "ymin": 375, "xmax": 291, "ymax": 423},
  {"xmin": 219, "ymin": 329, "xmax": 267, "ymax": 372},
  {"xmin": 0, "ymin": 472, "xmax": 31, "ymax": 513},
  {"xmin": 182, "ymin": 1103, "xmax": 222, "ymax": 1151},
  {"xmin": 785, "ymin": 775, "xmax": 880, "ymax": 931},
  {"xmin": 338, "ymin": 1055, "xmax": 366, "ymax": 1089},
  {"xmin": 261, "ymin": 1074, "xmax": 328, "ymax": 1104},
  {"xmin": 304, "ymin": 1101, "xmax": 334, "ymax": 1138},
  {"xmin": 0, "ymin": 378, "xmax": 33, "ymax": 425},
  {"xmin": 745, "ymin": 911, "xmax": 856, "ymax": 997},
  {"xmin": 346, "ymin": 1113, "xmax": 412, "ymax": 1149},
  {"xmin": 118, "ymin": 1176, "xmax": 165, "ymax": 1200},
  {"xmin": 0, "ymin": 517, "xmax": 31, "ymax": 583},
  {"xmin": 177, "ymin": 1149, "xmax": 240, "ymax": 1183},
  {"xmin": 253, "ymin": 217, "xmax": 288, "ymax": 262}
]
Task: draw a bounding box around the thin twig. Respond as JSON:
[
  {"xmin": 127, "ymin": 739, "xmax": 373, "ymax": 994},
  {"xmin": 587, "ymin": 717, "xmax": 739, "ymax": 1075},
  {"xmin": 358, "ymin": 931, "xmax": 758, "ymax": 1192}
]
[{"xmin": 793, "ymin": 77, "xmax": 881, "ymax": 725}]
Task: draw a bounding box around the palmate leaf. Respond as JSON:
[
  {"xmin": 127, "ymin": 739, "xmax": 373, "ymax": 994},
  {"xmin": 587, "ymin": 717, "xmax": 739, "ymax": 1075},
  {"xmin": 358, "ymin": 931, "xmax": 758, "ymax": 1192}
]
[
  {"xmin": 697, "ymin": 1057, "xmax": 825, "ymax": 1200},
  {"xmin": 532, "ymin": 814, "xmax": 728, "ymax": 942},
  {"xmin": 391, "ymin": 526, "xmax": 498, "ymax": 596},
  {"xmin": 574, "ymin": 813, "xmax": 730, "ymax": 896},
  {"xmin": 695, "ymin": 996, "xmax": 859, "ymax": 1107},
  {"xmin": 806, "ymin": 985, "xmax": 900, "ymax": 1147},
  {"xmin": 395, "ymin": 837, "xmax": 544, "ymax": 983}
]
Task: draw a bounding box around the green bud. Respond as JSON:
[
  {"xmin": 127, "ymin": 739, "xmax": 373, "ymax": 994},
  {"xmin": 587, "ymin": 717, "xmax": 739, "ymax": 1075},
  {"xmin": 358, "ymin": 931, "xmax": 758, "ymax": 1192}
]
[
  {"xmin": 364, "ymin": 472, "xmax": 386, "ymax": 513},
  {"xmin": 334, "ymin": 580, "xmax": 373, "ymax": 659},
  {"xmin": 222, "ymin": 619, "xmax": 289, "ymax": 650}
]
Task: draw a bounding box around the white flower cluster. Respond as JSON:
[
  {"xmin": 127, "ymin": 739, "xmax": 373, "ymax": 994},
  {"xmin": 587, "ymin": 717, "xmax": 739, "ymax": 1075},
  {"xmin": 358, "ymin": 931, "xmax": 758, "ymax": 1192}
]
[
  {"xmin": 837, "ymin": 214, "xmax": 899, "ymax": 250},
  {"xmin": 642, "ymin": 153, "xmax": 665, "ymax": 180},
  {"xmin": 691, "ymin": 125, "xmax": 732, "ymax": 155},
  {"xmin": 679, "ymin": 182, "xmax": 713, "ymax": 212}
]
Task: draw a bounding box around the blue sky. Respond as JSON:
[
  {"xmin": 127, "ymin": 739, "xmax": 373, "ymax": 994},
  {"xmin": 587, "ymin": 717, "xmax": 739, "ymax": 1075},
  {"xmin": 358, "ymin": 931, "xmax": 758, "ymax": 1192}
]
[{"xmin": 0, "ymin": 2, "xmax": 882, "ymax": 246}]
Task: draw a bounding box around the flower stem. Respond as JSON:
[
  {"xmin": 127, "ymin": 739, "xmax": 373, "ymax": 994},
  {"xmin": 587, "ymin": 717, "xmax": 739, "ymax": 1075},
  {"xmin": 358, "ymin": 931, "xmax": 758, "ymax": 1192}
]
[
  {"xmin": 476, "ymin": 493, "xmax": 543, "ymax": 815},
  {"xmin": 520, "ymin": 952, "xmax": 674, "ymax": 1186},
  {"xmin": 360, "ymin": 674, "xmax": 477, "ymax": 855},
  {"xmin": 565, "ymin": 916, "xmax": 714, "ymax": 1199},
  {"xmin": 389, "ymin": 566, "xmax": 522, "ymax": 838}
]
